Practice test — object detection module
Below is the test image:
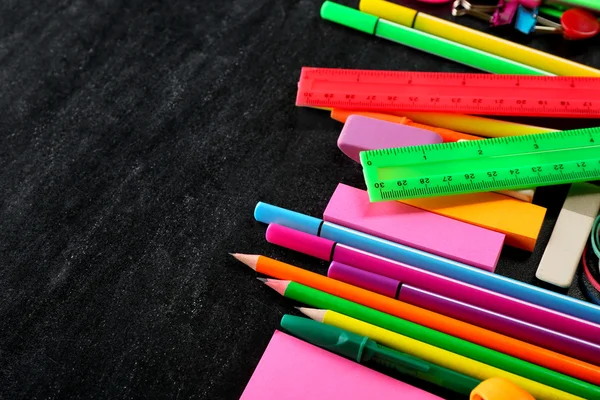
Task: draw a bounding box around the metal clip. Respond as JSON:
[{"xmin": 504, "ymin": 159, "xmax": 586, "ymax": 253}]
[
  {"xmin": 491, "ymin": 0, "xmax": 520, "ymax": 26},
  {"xmin": 452, "ymin": 0, "xmax": 498, "ymax": 22}
]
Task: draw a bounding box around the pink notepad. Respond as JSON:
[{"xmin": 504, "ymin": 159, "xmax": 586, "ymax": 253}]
[
  {"xmin": 323, "ymin": 183, "xmax": 504, "ymax": 271},
  {"xmin": 239, "ymin": 330, "xmax": 442, "ymax": 400}
]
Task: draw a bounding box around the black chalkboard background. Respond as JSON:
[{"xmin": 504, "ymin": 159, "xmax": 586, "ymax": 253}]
[{"xmin": 2, "ymin": 1, "xmax": 600, "ymax": 399}]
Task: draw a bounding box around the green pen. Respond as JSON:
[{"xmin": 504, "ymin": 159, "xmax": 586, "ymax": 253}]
[
  {"xmin": 320, "ymin": 1, "xmax": 553, "ymax": 76},
  {"xmin": 280, "ymin": 314, "xmax": 481, "ymax": 395}
]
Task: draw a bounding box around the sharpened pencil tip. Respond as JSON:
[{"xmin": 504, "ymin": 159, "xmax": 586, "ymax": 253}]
[
  {"xmin": 297, "ymin": 307, "xmax": 326, "ymax": 322},
  {"xmin": 258, "ymin": 278, "xmax": 290, "ymax": 296},
  {"xmin": 256, "ymin": 277, "xmax": 268, "ymax": 283},
  {"xmin": 230, "ymin": 253, "xmax": 259, "ymax": 271}
]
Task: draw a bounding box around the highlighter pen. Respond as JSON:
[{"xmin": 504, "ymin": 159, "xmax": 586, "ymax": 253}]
[
  {"xmin": 360, "ymin": 0, "xmax": 600, "ymax": 76},
  {"xmin": 254, "ymin": 201, "xmax": 600, "ymax": 326},
  {"xmin": 264, "ymin": 222, "xmax": 600, "ymax": 346},
  {"xmin": 320, "ymin": 1, "xmax": 552, "ymax": 76},
  {"xmin": 280, "ymin": 314, "xmax": 481, "ymax": 395},
  {"xmin": 328, "ymin": 261, "xmax": 600, "ymax": 365}
]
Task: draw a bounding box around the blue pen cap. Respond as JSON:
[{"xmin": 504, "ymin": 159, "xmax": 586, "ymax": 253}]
[{"xmin": 254, "ymin": 202, "xmax": 323, "ymax": 235}]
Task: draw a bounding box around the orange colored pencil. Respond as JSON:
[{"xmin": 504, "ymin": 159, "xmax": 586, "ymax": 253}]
[
  {"xmin": 232, "ymin": 253, "xmax": 600, "ymax": 385},
  {"xmin": 330, "ymin": 108, "xmax": 482, "ymax": 142}
]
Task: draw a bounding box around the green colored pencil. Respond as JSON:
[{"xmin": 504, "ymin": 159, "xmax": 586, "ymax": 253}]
[{"xmin": 259, "ymin": 278, "xmax": 600, "ymax": 399}]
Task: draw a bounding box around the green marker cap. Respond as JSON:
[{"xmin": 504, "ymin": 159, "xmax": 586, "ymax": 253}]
[
  {"xmin": 281, "ymin": 314, "xmax": 371, "ymax": 362},
  {"xmin": 320, "ymin": 1, "xmax": 378, "ymax": 35}
]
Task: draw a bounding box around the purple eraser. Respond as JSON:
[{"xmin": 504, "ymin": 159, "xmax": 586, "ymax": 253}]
[{"xmin": 337, "ymin": 115, "xmax": 443, "ymax": 162}]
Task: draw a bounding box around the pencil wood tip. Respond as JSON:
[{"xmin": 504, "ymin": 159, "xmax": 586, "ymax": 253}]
[
  {"xmin": 296, "ymin": 307, "xmax": 326, "ymax": 322},
  {"xmin": 230, "ymin": 253, "xmax": 259, "ymax": 271},
  {"xmin": 259, "ymin": 278, "xmax": 290, "ymax": 296}
]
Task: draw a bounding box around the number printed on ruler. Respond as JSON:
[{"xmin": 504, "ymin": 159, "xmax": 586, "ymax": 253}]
[
  {"xmin": 360, "ymin": 129, "xmax": 600, "ymax": 202},
  {"xmin": 296, "ymin": 67, "xmax": 600, "ymax": 118}
]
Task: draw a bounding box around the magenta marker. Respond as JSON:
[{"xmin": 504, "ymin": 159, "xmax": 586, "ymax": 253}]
[
  {"xmin": 328, "ymin": 261, "xmax": 600, "ymax": 365},
  {"xmin": 265, "ymin": 223, "xmax": 600, "ymax": 346}
]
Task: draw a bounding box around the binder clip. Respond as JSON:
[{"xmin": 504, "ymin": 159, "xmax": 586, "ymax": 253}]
[
  {"xmin": 452, "ymin": 0, "xmax": 538, "ymax": 27},
  {"xmin": 515, "ymin": 5, "xmax": 600, "ymax": 39}
]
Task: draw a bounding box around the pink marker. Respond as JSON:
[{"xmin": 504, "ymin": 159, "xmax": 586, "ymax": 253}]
[
  {"xmin": 323, "ymin": 183, "xmax": 504, "ymax": 271},
  {"xmin": 328, "ymin": 261, "xmax": 600, "ymax": 365},
  {"xmin": 265, "ymin": 223, "xmax": 600, "ymax": 346}
]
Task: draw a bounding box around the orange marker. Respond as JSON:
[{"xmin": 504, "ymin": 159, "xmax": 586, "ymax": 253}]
[
  {"xmin": 330, "ymin": 108, "xmax": 482, "ymax": 142},
  {"xmin": 232, "ymin": 253, "xmax": 600, "ymax": 386}
]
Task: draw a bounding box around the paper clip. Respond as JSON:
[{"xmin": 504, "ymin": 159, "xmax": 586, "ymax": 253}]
[{"xmin": 515, "ymin": 5, "xmax": 600, "ymax": 39}]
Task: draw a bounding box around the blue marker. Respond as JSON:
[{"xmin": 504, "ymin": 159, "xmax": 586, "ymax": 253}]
[{"xmin": 254, "ymin": 201, "xmax": 600, "ymax": 325}]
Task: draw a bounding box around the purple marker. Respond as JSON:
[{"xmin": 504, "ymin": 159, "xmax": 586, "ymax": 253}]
[{"xmin": 329, "ymin": 261, "xmax": 600, "ymax": 365}]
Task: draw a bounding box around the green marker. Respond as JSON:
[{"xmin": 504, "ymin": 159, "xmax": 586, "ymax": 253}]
[
  {"xmin": 281, "ymin": 314, "xmax": 480, "ymax": 395},
  {"xmin": 320, "ymin": 1, "xmax": 553, "ymax": 76}
]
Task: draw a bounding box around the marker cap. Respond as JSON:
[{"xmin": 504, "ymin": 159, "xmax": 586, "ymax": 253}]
[
  {"xmin": 329, "ymin": 261, "xmax": 401, "ymax": 298},
  {"xmin": 280, "ymin": 314, "xmax": 371, "ymax": 363},
  {"xmin": 360, "ymin": 0, "xmax": 417, "ymax": 27},
  {"xmin": 266, "ymin": 223, "xmax": 335, "ymax": 261},
  {"xmin": 321, "ymin": 1, "xmax": 378, "ymax": 35},
  {"xmin": 254, "ymin": 202, "xmax": 323, "ymax": 235}
]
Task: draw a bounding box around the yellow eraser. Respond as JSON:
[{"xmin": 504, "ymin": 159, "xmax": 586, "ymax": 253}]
[
  {"xmin": 400, "ymin": 192, "xmax": 546, "ymax": 252},
  {"xmin": 471, "ymin": 377, "xmax": 535, "ymax": 400}
]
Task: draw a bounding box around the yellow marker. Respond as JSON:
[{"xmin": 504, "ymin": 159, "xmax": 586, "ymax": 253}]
[
  {"xmin": 319, "ymin": 309, "xmax": 583, "ymax": 400},
  {"xmin": 359, "ymin": 0, "xmax": 600, "ymax": 77},
  {"xmin": 389, "ymin": 111, "xmax": 558, "ymax": 138},
  {"xmin": 307, "ymin": 105, "xmax": 557, "ymax": 138}
]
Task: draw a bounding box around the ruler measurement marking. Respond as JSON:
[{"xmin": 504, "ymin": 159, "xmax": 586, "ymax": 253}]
[
  {"xmin": 297, "ymin": 68, "xmax": 600, "ymax": 117},
  {"xmin": 361, "ymin": 127, "xmax": 600, "ymax": 201}
]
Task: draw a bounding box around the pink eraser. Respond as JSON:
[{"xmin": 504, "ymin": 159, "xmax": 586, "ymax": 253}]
[
  {"xmin": 323, "ymin": 183, "xmax": 505, "ymax": 271},
  {"xmin": 338, "ymin": 115, "xmax": 443, "ymax": 162}
]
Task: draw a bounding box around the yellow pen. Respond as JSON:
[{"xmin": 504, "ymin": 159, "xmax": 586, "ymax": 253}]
[{"xmin": 359, "ymin": 0, "xmax": 600, "ymax": 77}]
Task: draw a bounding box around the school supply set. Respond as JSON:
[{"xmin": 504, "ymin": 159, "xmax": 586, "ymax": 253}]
[{"xmin": 234, "ymin": 1, "xmax": 600, "ymax": 399}]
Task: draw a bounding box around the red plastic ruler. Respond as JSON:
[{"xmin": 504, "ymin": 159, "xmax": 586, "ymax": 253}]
[{"xmin": 295, "ymin": 67, "xmax": 600, "ymax": 118}]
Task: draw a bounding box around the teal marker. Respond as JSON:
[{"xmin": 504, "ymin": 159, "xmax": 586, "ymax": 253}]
[
  {"xmin": 280, "ymin": 314, "xmax": 480, "ymax": 395},
  {"xmin": 320, "ymin": 1, "xmax": 553, "ymax": 76}
]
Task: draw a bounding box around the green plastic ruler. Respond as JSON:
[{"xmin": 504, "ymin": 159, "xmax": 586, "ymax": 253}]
[{"xmin": 360, "ymin": 128, "xmax": 600, "ymax": 201}]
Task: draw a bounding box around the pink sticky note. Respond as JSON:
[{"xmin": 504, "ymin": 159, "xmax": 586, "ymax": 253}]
[
  {"xmin": 240, "ymin": 330, "xmax": 443, "ymax": 400},
  {"xmin": 323, "ymin": 183, "xmax": 505, "ymax": 271}
]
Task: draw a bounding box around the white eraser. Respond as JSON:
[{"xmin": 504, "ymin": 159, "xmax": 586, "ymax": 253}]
[{"xmin": 536, "ymin": 183, "xmax": 600, "ymax": 288}]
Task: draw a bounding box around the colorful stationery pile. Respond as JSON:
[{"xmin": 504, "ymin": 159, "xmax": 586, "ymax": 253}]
[{"xmin": 234, "ymin": 1, "xmax": 600, "ymax": 399}]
